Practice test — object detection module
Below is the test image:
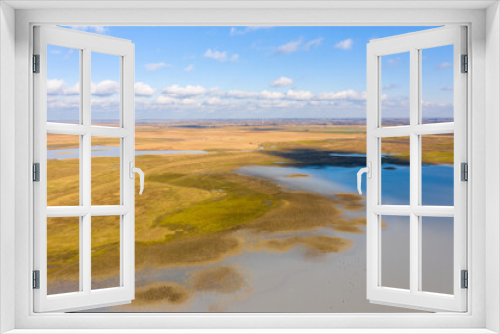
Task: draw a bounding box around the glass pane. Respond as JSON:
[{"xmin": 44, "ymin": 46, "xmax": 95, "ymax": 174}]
[
  {"xmin": 421, "ymin": 134, "xmax": 454, "ymax": 206},
  {"xmin": 91, "ymin": 52, "xmax": 121, "ymax": 126},
  {"xmin": 381, "ymin": 52, "xmax": 410, "ymax": 127},
  {"xmin": 91, "ymin": 137, "xmax": 121, "ymax": 205},
  {"xmin": 92, "ymin": 216, "xmax": 121, "ymax": 290},
  {"xmin": 421, "ymin": 45, "xmax": 454, "ymax": 124},
  {"xmin": 47, "ymin": 217, "xmax": 80, "ymax": 295},
  {"xmin": 47, "ymin": 45, "xmax": 81, "ymax": 124},
  {"xmin": 47, "ymin": 134, "xmax": 80, "ymax": 206},
  {"xmin": 381, "ymin": 136, "xmax": 410, "ymax": 205},
  {"xmin": 421, "ymin": 217, "xmax": 454, "ymax": 294},
  {"xmin": 381, "ymin": 215, "xmax": 410, "ymax": 290}
]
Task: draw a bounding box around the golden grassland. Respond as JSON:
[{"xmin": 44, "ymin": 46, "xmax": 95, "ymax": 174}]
[{"xmin": 45, "ymin": 124, "xmax": 453, "ymax": 295}]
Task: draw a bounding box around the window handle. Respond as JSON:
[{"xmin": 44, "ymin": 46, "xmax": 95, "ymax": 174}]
[
  {"xmin": 129, "ymin": 161, "xmax": 145, "ymax": 195},
  {"xmin": 357, "ymin": 162, "xmax": 371, "ymax": 195}
]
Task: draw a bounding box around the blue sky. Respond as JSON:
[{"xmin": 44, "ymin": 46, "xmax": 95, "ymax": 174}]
[{"xmin": 46, "ymin": 26, "xmax": 454, "ymax": 121}]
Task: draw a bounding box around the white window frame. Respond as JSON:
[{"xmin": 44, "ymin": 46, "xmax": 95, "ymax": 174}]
[
  {"xmin": 1, "ymin": 2, "xmax": 499, "ymax": 333},
  {"xmin": 33, "ymin": 26, "xmax": 136, "ymax": 313},
  {"xmin": 366, "ymin": 26, "xmax": 467, "ymax": 312}
]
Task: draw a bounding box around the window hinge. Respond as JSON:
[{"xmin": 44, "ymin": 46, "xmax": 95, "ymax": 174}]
[
  {"xmin": 461, "ymin": 162, "xmax": 468, "ymax": 181},
  {"xmin": 461, "ymin": 54, "xmax": 468, "ymax": 73},
  {"xmin": 33, "ymin": 54, "xmax": 40, "ymax": 73},
  {"xmin": 33, "ymin": 270, "xmax": 40, "ymax": 289},
  {"xmin": 461, "ymin": 270, "xmax": 468, "ymax": 289},
  {"xmin": 33, "ymin": 163, "xmax": 40, "ymax": 182}
]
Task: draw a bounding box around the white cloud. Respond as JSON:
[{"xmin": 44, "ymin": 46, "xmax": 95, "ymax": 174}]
[
  {"xmin": 204, "ymin": 97, "xmax": 229, "ymax": 106},
  {"xmin": 285, "ymin": 89, "xmax": 314, "ymax": 101},
  {"xmin": 145, "ymin": 62, "xmax": 170, "ymax": 71},
  {"xmin": 47, "ymin": 79, "xmax": 66, "ymax": 95},
  {"xmin": 230, "ymin": 54, "xmax": 239, "ymax": 62},
  {"xmin": 274, "ymin": 37, "xmax": 324, "ymax": 55},
  {"xmin": 91, "ymin": 97, "xmax": 120, "ymax": 109},
  {"xmin": 162, "ymin": 84, "xmax": 207, "ymax": 98},
  {"xmin": 226, "ymin": 90, "xmax": 284, "ymax": 100},
  {"xmin": 316, "ymin": 89, "xmax": 366, "ymax": 101},
  {"xmin": 441, "ymin": 86, "xmax": 454, "ymax": 91},
  {"xmin": 63, "ymin": 82, "xmax": 80, "ymax": 95},
  {"xmin": 156, "ymin": 96, "xmax": 199, "ymax": 106},
  {"xmin": 47, "ymin": 96, "xmax": 80, "ymax": 109},
  {"xmin": 335, "ymin": 38, "xmax": 354, "ymax": 50},
  {"xmin": 270, "ymin": 76, "xmax": 293, "ymax": 87},
  {"xmin": 303, "ymin": 38, "xmax": 323, "ymax": 51},
  {"xmin": 69, "ymin": 26, "xmax": 108, "ymax": 34},
  {"xmin": 91, "ymin": 80, "xmax": 120, "ymax": 96},
  {"xmin": 275, "ymin": 38, "xmax": 303, "ymax": 55},
  {"xmin": 226, "ymin": 90, "xmax": 259, "ymax": 99},
  {"xmin": 204, "ymin": 49, "xmax": 227, "ymax": 62},
  {"xmin": 47, "ymin": 79, "xmax": 79, "ymax": 95},
  {"xmin": 135, "ymin": 82, "xmax": 156, "ymax": 96},
  {"xmin": 437, "ymin": 62, "xmax": 453, "ymax": 70},
  {"xmin": 184, "ymin": 64, "xmax": 195, "ymax": 72},
  {"xmin": 203, "ymin": 49, "xmax": 238, "ymax": 62},
  {"xmin": 230, "ymin": 26, "xmax": 273, "ymax": 36},
  {"xmin": 259, "ymin": 90, "xmax": 285, "ymax": 100}
]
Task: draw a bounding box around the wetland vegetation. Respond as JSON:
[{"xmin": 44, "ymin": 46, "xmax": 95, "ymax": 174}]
[{"xmin": 46, "ymin": 120, "xmax": 454, "ymax": 311}]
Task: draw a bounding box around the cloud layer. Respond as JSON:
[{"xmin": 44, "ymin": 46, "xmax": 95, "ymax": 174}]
[{"xmin": 47, "ymin": 79, "xmax": 451, "ymax": 121}]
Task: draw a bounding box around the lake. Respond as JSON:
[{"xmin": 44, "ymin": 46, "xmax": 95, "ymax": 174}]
[{"xmin": 56, "ymin": 148, "xmax": 453, "ymax": 312}]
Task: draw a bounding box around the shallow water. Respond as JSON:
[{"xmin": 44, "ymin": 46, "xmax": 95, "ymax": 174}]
[{"xmin": 78, "ymin": 154, "xmax": 456, "ymax": 313}]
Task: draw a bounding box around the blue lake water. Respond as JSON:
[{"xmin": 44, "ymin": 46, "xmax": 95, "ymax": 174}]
[{"xmin": 237, "ymin": 156, "xmax": 455, "ymax": 298}]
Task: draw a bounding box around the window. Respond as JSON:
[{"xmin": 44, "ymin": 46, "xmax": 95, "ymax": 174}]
[
  {"xmin": 364, "ymin": 26, "xmax": 467, "ymax": 312},
  {"xmin": 5, "ymin": 3, "xmax": 493, "ymax": 332},
  {"xmin": 33, "ymin": 26, "xmax": 139, "ymax": 312}
]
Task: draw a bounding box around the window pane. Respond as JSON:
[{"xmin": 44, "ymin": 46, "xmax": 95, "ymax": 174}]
[
  {"xmin": 381, "ymin": 215, "xmax": 410, "ymax": 290},
  {"xmin": 381, "ymin": 137, "xmax": 410, "ymax": 205},
  {"xmin": 421, "ymin": 217, "xmax": 454, "ymax": 294},
  {"xmin": 92, "ymin": 216, "xmax": 121, "ymax": 290},
  {"xmin": 91, "ymin": 137, "xmax": 121, "ymax": 205},
  {"xmin": 421, "ymin": 134, "xmax": 454, "ymax": 206},
  {"xmin": 47, "ymin": 217, "xmax": 80, "ymax": 295},
  {"xmin": 91, "ymin": 52, "xmax": 121, "ymax": 127},
  {"xmin": 381, "ymin": 52, "xmax": 410, "ymax": 127},
  {"xmin": 47, "ymin": 45, "xmax": 80, "ymax": 124},
  {"xmin": 421, "ymin": 45, "xmax": 454, "ymax": 124},
  {"xmin": 47, "ymin": 134, "xmax": 80, "ymax": 206}
]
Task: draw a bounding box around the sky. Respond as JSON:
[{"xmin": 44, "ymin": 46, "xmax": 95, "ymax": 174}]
[{"xmin": 46, "ymin": 26, "xmax": 454, "ymax": 121}]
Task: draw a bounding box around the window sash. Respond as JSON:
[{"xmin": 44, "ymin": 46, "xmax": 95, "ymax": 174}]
[
  {"xmin": 32, "ymin": 25, "xmax": 136, "ymax": 313},
  {"xmin": 366, "ymin": 26, "xmax": 468, "ymax": 312}
]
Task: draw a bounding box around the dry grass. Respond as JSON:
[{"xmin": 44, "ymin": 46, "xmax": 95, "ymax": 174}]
[
  {"xmin": 257, "ymin": 236, "xmax": 353, "ymax": 256},
  {"xmin": 285, "ymin": 174, "xmax": 310, "ymax": 178},
  {"xmin": 247, "ymin": 192, "xmax": 344, "ymax": 233},
  {"xmin": 189, "ymin": 266, "xmax": 247, "ymax": 294},
  {"xmin": 332, "ymin": 193, "xmax": 366, "ymax": 212},
  {"xmin": 135, "ymin": 282, "xmax": 190, "ymax": 305},
  {"xmin": 135, "ymin": 233, "xmax": 244, "ymax": 269}
]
